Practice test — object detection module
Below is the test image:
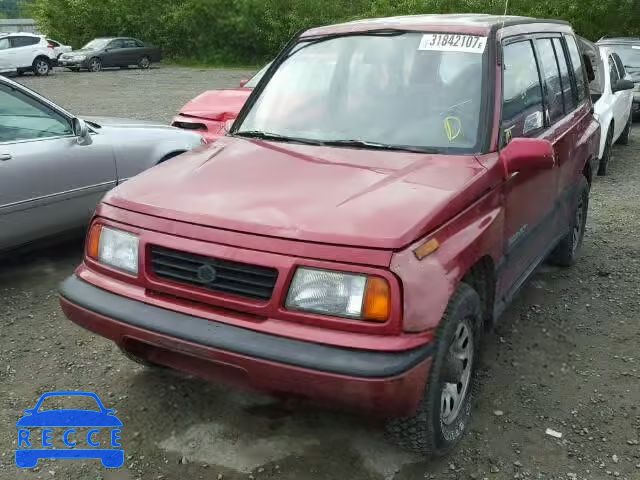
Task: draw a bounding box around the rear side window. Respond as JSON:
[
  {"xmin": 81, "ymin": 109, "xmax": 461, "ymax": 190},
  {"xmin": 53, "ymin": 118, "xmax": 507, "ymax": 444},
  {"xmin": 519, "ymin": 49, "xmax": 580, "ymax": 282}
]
[
  {"xmin": 10, "ymin": 36, "xmax": 39, "ymax": 48},
  {"xmin": 565, "ymin": 36, "xmax": 587, "ymax": 103},
  {"xmin": 552, "ymin": 38, "xmax": 576, "ymax": 112},
  {"xmin": 536, "ymin": 38, "xmax": 565, "ymax": 123},
  {"xmin": 134, "ymin": 40, "xmax": 144, "ymax": 47},
  {"xmin": 123, "ymin": 39, "xmax": 137, "ymax": 48},
  {"xmin": 0, "ymin": 38, "xmax": 9, "ymax": 50},
  {"xmin": 501, "ymin": 40, "xmax": 544, "ymax": 143}
]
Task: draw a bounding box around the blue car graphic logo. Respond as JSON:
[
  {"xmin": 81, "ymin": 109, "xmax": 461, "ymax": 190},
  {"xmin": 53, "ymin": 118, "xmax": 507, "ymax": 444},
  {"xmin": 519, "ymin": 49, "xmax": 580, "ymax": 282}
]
[{"xmin": 15, "ymin": 391, "xmax": 123, "ymax": 468}]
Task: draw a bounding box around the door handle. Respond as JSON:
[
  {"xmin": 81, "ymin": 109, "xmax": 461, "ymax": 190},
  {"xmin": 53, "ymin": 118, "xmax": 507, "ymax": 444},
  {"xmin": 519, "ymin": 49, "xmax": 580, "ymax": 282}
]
[{"xmin": 0, "ymin": 154, "xmax": 11, "ymax": 161}]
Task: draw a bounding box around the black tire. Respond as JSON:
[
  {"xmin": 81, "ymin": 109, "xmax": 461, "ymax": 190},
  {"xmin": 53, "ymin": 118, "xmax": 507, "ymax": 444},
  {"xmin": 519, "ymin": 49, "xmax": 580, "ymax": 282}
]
[
  {"xmin": 549, "ymin": 176, "xmax": 589, "ymax": 267},
  {"xmin": 69, "ymin": 67, "xmax": 80, "ymax": 72},
  {"xmin": 16, "ymin": 68, "xmax": 25, "ymax": 76},
  {"xmin": 32, "ymin": 56, "xmax": 51, "ymax": 76},
  {"xmin": 88, "ymin": 57, "xmax": 102, "ymax": 72},
  {"xmin": 616, "ymin": 111, "xmax": 632, "ymax": 146},
  {"xmin": 386, "ymin": 283, "xmax": 482, "ymax": 457},
  {"xmin": 138, "ymin": 55, "xmax": 151, "ymax": 69},
  {"xmin": 597, "ymin": 126, "xmax": 613, "ymax": 176}
]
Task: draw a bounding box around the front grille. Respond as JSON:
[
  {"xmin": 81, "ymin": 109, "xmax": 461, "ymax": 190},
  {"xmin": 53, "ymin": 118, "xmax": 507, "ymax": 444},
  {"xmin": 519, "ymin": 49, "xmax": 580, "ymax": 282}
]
[{"xmin": 150, "ymin": 246, "xmax": 278, "ymax": 301}]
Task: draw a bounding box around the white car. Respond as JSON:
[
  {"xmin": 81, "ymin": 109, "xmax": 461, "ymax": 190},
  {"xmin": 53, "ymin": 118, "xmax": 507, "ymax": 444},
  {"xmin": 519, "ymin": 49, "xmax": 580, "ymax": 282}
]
[
  {"xmin": 46, "ymin": 38, "xmax": 73, "ymax": 63},
  {"xmin": 0, "ymin": 32, "xmax": 54, "ymax": 76}
]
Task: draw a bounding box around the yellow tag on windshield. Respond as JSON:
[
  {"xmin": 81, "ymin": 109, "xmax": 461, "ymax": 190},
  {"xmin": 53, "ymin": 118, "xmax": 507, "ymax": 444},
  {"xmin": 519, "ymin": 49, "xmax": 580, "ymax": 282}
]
[{"xmin": 444, "ymin": 117, "xmax": 462, "ymax": 142}]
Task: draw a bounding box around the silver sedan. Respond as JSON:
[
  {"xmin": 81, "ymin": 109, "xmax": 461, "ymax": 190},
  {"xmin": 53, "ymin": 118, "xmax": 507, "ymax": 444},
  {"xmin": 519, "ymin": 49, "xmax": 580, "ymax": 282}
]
[{"xmin": 0, "ymin": 75, "xmax": 204, "ymax": 253}]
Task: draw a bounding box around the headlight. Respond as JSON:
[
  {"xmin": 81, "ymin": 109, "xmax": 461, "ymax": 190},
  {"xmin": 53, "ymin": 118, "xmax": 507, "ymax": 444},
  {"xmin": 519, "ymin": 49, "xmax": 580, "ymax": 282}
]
[
  {"xmin": 285, "ymin": 267, "xmax": 390, "ymax": 322},
  {"xmin": 73, "ymin": 55, "xmax": 86, "ymax": 60},
  {"xmin": 87, "ymin": 224, "xmax": 139, "ymax": 274}
]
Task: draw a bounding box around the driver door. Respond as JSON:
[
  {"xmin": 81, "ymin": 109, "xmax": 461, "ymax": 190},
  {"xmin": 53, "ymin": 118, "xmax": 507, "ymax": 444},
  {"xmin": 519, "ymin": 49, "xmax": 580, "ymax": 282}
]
[
  {"xmin": 0, "ymin": 82, "xmax": 116, "ymax": 251},
  {"xmin": 102, "ymin": 39, "xmax": 125, "ymax": 67}
]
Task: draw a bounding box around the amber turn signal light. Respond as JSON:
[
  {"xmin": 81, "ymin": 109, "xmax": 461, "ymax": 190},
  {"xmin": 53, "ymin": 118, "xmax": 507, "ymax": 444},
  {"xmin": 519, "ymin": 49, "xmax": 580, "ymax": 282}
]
[
  {"xmin": 363, "ymin": 276, "xmax": 391, "ymax": 322},
  {"xmin": 86, "ymin": 223, "xmax": 102, "ymax": 260}
]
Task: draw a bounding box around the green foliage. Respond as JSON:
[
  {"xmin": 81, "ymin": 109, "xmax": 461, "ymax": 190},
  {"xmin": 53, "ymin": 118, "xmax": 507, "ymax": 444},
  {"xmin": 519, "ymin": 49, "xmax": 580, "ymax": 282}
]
[{"xmin": 29, "ymin": 0, "xmax": 640, "ymax": 64}]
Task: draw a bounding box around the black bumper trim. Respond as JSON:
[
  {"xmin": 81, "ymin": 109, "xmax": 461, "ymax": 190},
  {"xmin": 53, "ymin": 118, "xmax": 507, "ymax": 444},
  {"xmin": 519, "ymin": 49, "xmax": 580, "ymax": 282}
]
[{"xmin": 60, "ymin": 276, "xmax": 434, "ymax": 378}]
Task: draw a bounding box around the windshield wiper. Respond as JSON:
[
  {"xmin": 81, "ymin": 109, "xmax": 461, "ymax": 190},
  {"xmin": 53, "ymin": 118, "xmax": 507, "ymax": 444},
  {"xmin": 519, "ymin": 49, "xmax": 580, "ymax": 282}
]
[
  {"xmin": 233, "ymin": 130, "xmax": 325, "ymax": 146},
  {"xmin": 321, "ymin": 139, "xmax": 440, "ymax": 154}
]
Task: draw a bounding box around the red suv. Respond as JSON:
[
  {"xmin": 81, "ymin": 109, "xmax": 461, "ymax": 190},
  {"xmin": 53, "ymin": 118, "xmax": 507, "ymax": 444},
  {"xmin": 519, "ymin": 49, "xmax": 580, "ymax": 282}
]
[{"xmin": 60, "ymin": 15, "xmax": 600, "ymax": 456}]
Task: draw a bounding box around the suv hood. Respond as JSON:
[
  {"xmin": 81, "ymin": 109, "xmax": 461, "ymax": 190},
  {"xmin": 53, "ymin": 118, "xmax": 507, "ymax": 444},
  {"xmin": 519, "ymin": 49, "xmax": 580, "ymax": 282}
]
[
  {"xmin": 104, "ymin": 137, "xmax": 490, "ymax": 249},
  {"xmin": 179, "ymin": 88, "xmax": 251, "ymax": 121}
]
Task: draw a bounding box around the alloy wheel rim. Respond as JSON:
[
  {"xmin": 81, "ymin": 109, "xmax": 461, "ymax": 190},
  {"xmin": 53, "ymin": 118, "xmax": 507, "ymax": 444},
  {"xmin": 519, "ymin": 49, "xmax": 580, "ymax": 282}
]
[
  {"xmin": 37, "ymin": 61, "xmax": 48, "ymax": 74},
  {"xmin": 92, "ymin": 60, "xmax": 100, "ymax": 71},
  {"xmin": 141, "ymin": 57, "xmax": 150, "ymax": 68},
  {"xmin": 441, "ymin": 319, "xmax": 474, "ymax": 426}
]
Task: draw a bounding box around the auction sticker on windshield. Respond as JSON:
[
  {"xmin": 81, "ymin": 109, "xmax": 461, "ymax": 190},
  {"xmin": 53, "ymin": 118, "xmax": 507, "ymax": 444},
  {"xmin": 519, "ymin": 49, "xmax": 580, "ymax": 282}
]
[{"xmin": 418, "ymin": 34, "xmax": 487, "ymax": 53}]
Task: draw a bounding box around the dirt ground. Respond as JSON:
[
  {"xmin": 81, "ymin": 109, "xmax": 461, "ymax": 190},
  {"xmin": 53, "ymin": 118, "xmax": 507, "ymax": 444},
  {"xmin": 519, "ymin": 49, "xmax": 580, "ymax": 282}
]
[{"xmin": 1, "ymin": 67, "xmax": 639, "ymax": 480}]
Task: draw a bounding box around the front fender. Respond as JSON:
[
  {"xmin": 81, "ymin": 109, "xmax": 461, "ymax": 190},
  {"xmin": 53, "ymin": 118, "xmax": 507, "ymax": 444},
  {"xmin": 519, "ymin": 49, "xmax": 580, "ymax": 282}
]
[
  {"xmin": 391, "ymin": 188, "xmax": 504, "ymax": 333},
  {"xmin": 113, "ymin": 134, "xmax": 203, "ymax": 182}
]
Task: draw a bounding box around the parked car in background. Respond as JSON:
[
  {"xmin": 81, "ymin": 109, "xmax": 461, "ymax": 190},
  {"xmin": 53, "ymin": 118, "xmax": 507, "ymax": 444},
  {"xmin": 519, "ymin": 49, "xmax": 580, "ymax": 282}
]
[
  {"xmin": 0, "ymin": 76, "xmax": 203, "ymax": 254},
  {"xmin": 598, "ymin": 37, "xmax": 640, "ymax": 118},
  {"xmin": 58, "ymin": 37, "xmax": 161, "ymax": 72},
  {"xmin": 172, "ymin": 62, "xmax": 271, "ymax": 142},
  {"xmin": 46, "ymin": 38, "xmax": 73, "ymax": 63},
  {"xmin": 60, "ymin": 15, "xmax": 599, "ymax": 457},
  {"xmin": 0, "ymin": 32, "xmax": 53, "ymax": 76},
  {"xmin": 580, "ymin": 37, "xmax": 635, "ymax": 175}
]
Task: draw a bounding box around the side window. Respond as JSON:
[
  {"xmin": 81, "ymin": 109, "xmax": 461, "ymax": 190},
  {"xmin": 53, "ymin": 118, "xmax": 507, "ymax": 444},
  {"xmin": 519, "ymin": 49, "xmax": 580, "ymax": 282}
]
[
  {"xmin": 108, "ymin": 39, "xmax": 124, "ymax": 49},
  {"xmin": 134, "ymin": 40, "xmax": 144, "ymax": 48},
  {"xmin": 565, "ymin": 35, "xmax": 587, "ymax": 103},
  {"xmin": 123, "ymin": 39, "xmax": 136, "ymax": 48},
  {"xmin": 0, "ymin": 38, "xmax": 9, "ymax": 50},
  {"xmin": 501, "ymin": 40, "xmax": 545, "ymax": 143},
  {"xmin": 552, "ymin": 38, "xmax": 576, "ymax": 113},
  {"xmin": 0, "ymin": 85, "xmax": 73, "ymax": 142},
  {"xmin": 10, "ymin": 36, "xmax": 39, "ymax": 47},
  {"xmin": 536, "ymin": 38, "xmax": 565, "ymax": 123},
  {"xmin": 609, "ymin": 55, "xmax": 621, "ymax": 86},
  {"xmin": 612, "ymin": 53, "xmax": 626, "ymax": 78}
]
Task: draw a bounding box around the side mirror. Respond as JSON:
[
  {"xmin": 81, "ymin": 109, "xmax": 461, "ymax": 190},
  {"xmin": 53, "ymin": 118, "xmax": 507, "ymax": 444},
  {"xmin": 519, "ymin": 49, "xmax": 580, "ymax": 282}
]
[
  {"xmin": 499, "ymin": 137, "xmax": 555, "ymax": 177},
  {"xmin": 239, "ymin": 79, "xmax": 249, "ymax": 88},
  {"xmin": 72, "ymin": 117, "xmax": 91, "ymax": 144},
  {"xmin": 613, "ymin": 79, "xmax": 635, "ymax": 93}
]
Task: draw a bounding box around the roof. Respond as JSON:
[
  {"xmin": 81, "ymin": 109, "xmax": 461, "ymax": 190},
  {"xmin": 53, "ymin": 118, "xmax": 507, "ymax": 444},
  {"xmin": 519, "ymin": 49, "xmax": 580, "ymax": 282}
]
[
  {"xmin": 0, "ymin": 31, "xmax": 41, "ymax": 37},
  {"xmin": 303, "ymin": 13, "xmax": 570, "ymax": 37},
  {"xmin": 598, "ymin": 37, "xmax": 640, "ymax": 45}
]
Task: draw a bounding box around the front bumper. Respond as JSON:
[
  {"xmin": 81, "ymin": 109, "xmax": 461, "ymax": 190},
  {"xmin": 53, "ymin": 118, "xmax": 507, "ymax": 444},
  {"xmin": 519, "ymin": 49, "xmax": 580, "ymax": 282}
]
[
  {"xmin": 58, "ymin": 59, "xmax": 88, "ymax": 69},
  {"xmin": 59, "ymin": 275, "xmax": 433, "ymax": 417}
]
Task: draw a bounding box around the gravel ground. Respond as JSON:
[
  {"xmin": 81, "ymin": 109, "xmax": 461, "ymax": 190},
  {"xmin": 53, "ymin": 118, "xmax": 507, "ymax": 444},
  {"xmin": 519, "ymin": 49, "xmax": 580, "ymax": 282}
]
[{"xmin": 1, "ymin": 67, "xmax": 639, "ymax": 480}]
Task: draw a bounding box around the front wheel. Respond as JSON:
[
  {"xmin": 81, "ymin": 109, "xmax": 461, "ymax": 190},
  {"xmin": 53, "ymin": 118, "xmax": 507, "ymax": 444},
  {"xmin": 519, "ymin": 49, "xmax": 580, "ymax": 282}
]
[
  {"xmin": 138, "ymin": 56, "xmax": 151, "ymax": 69},
  {"xmin": 386, "ymin": 283, "xmax": 482, "ymax": 457},
  {"xmin": 32, "ymin": 57, "xmax": 51, "ymax": 76},
  {"xmin": 88, "ymin": 57, "xmax": 102, "ymax": 72},
  {"xmin": 549, "ymin": 177, "xmax": 589, "ymax": 267}
]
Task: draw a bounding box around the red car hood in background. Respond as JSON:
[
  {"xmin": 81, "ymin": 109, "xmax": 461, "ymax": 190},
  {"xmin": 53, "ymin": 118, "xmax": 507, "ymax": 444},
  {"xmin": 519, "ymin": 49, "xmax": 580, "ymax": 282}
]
[
  {"xmin": 179, "ymin": 88, "xmax": 251, "ymax": 121},
  {"xmin": 104, "ymin": 138, "xmax": 492, "ymax": 249}
]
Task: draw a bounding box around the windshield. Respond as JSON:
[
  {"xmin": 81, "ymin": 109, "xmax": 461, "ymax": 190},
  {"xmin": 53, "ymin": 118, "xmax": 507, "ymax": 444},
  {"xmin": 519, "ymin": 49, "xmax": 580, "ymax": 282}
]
[
  {"xmin": 236, "ymin": 32, "xmax": 487, "ymax": 153},
  {"xmin": 82, "ymin": 38, "xmax": 110, "ymax": 50},
  {"xmin": 245, "ymin": 62, "xmax": 272, "ymax": 88},
  {"xmin": 607, "ymin": 45, "xmax": 640, "ymax": 80}
]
